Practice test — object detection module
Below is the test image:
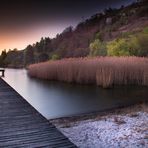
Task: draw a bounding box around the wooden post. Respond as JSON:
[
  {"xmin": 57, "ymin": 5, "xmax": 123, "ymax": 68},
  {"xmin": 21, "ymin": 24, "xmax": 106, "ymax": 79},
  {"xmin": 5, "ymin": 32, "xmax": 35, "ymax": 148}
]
[
  {"xmin": 0, "ymin": 69, "xmax": 5, "ymax": 77},
  {"xmin": 2, "ymin": 70, "xmax": 4, "ymax": 77}
]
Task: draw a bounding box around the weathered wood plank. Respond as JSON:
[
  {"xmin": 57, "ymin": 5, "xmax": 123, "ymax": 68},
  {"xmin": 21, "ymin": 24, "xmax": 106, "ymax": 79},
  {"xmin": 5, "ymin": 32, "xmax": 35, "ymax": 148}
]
[{"xmin": 0, "ymin": 78, "xmax": 76, "ymax": 147}]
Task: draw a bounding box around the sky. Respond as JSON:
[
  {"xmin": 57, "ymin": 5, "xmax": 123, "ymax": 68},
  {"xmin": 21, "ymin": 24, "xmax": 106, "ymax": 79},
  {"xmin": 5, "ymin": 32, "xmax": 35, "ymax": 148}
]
[{"xmin": 0, "ymin": 0, "xmax": 136, "ymax": 51}]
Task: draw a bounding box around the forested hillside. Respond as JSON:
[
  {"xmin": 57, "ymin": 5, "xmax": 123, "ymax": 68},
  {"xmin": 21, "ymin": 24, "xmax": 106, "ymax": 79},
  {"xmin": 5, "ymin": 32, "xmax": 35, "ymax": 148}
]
[{"xmin": 1, "ymin": 0, "xmax": 148, "ymax": 68}]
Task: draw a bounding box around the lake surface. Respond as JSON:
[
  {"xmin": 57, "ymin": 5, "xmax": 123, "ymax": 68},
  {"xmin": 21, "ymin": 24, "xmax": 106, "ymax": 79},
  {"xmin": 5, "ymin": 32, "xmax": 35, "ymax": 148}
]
[{"xmin": 2, "ymin": 68, "xmax": 148, "ymax": 119}]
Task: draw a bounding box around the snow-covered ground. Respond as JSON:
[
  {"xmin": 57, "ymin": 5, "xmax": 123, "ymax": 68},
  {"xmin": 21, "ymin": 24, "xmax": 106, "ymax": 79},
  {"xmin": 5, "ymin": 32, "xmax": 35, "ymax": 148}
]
[{"xmin": 51, "ymin": 104, "xmax": 148, "ymax": 148}]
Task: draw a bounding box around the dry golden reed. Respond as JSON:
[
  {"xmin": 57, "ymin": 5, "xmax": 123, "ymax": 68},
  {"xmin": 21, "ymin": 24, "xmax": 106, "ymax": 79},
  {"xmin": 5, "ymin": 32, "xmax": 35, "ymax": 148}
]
[{"xmin": 28, "ymin": 57, "xmax": 148, "ymax": 88}]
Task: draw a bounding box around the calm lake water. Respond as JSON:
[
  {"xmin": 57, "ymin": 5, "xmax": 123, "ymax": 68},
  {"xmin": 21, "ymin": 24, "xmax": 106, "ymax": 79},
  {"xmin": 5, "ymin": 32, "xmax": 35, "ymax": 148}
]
[{"xmin": 2, "ymin": 68, "xmax": 148, "ymax": 119}]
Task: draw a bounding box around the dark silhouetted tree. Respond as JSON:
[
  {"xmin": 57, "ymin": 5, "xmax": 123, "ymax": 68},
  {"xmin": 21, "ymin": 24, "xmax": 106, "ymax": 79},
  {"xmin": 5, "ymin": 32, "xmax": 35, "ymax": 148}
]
[
  {"xmin": 0, "ymin": 49, "xmax": 7, "ymax": 67},
  {"xmin": 24, "ymin": 45, "xmax": 35, "ymax": 66}
]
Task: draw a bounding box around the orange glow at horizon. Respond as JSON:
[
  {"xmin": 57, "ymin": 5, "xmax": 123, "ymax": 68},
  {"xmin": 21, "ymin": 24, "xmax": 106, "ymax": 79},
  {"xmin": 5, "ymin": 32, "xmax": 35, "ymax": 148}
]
[{"xmin": 0, "ymin": 25, "xmax": 68, "ymax": 53}]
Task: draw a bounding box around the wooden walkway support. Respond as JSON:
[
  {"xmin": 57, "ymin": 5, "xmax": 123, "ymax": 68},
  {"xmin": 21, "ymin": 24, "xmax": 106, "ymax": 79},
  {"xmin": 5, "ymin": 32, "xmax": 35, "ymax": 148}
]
[
  {"xmin": 0, "ymin": 78, "xmax": 76, "ymax": 147},
  {"xmin": 0, "ymin": 69, "xmax": 5, "ymax": 77}
]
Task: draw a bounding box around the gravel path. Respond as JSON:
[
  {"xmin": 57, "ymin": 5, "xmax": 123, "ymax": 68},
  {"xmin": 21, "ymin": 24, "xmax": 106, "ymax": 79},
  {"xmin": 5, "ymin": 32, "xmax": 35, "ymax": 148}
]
[{"xmin": 51, "ymin": 104, "xmax": 148, "ymax": 148}]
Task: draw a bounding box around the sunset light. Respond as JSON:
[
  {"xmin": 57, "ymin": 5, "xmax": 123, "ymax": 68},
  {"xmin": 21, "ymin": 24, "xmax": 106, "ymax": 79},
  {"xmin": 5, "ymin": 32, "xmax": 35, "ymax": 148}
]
[{"xmin": 0, "ymin": 24, "xmax": 75, "ymax": 51}]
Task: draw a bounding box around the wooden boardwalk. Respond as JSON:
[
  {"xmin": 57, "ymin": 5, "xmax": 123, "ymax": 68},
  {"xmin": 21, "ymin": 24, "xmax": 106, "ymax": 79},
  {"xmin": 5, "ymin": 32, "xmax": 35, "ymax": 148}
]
[{"xmin": 0, "ymin": 78, "xmax": 76, "ymax": 147}]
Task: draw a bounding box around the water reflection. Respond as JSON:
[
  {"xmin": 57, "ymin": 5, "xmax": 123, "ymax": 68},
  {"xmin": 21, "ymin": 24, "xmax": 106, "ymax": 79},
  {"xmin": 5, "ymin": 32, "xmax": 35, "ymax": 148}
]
[{"xmin": 3, "ymin": 68, "xmax": 148, "ymax": 119}]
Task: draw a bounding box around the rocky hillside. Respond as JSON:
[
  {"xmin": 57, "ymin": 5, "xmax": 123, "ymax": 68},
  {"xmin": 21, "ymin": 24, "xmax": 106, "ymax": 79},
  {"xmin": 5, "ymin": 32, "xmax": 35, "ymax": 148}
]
[{"xmin": 1, "ymin": 0, "xmax": 148, "ymax": 68}]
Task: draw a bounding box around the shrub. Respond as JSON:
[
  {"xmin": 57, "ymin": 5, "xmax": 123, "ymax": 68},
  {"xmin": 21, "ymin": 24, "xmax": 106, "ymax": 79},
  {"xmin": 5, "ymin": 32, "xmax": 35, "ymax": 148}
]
[
  {"xmin": 107, "ymin": 30, "xmax": 148, "ymax": 57},
  {"xmin": 107, "ymin": 38, "xmax": 130, "ymax": 56},
  {"xmin": 135, "ymin": 33, "xmax": 148, "ymax": 56},
  {"xmin": 51, "ymin": 54, "xmax": 60, "ymax": 60},
  {"xmin": 143, "ymin": 27, "xmax": 148, "ymax": 34},
  {"xmin": 89, "ymin": 39, "xmax": 107, "ymax": 56},
  {"xmin": 95, "ymin": 32, "xmax": 103, "ymax": 41},
  {"xmin": 129, "ymin": 33, "xmax": 148, "ymax": 56},
  {"xmin": 128, "ymin": 35, "xmax": 140, "ymax": 56}
]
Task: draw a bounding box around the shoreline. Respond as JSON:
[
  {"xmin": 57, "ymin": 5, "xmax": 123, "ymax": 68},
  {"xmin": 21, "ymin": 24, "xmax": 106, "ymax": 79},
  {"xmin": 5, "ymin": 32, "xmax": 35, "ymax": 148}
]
[{"xmin": 50, "ymin": 103, "xmax": 148, "ymax": 148}]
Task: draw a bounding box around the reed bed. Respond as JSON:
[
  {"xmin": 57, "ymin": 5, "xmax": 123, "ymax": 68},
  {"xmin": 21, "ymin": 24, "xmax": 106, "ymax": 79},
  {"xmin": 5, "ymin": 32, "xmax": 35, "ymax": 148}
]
[{"xmin": 28, "ymin": 57, "xmax": 148, "ymax": 88}]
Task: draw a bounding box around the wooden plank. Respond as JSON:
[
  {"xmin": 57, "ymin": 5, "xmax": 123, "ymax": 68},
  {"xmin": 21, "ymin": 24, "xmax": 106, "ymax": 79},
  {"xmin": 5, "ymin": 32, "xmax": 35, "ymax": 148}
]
[{"xmin": 0, "ymin": 78, "xmax": 76, "ymax": 147}]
